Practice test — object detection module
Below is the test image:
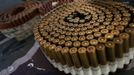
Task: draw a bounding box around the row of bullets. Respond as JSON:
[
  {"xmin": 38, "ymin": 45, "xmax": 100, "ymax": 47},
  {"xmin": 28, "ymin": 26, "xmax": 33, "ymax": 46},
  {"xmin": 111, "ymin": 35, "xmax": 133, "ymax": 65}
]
[
  {"xmin": 33, "ymin": 1, "xmax": 134, "ymax": 75},
  {"xmin": 34, "ymin": 27, "xmax": 134, "ymax": 68}
]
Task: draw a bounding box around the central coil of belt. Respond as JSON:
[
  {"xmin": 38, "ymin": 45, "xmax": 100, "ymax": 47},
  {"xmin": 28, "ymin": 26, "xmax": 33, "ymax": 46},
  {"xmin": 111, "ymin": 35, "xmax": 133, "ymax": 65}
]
[{"xmin": 33, "ymin": 0, "xmax": 134, "ymax": 73}]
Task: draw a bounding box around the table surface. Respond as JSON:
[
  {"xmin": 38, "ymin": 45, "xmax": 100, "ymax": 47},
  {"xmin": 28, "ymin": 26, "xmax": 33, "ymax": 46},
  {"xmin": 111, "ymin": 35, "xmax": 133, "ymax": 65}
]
[{"xmin": 10, "ymin": 49, "xmax": 134, "ymax": 75}]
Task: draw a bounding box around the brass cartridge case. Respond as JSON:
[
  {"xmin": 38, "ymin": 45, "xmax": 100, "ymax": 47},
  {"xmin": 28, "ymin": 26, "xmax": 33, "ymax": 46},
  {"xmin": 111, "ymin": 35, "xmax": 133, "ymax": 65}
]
[
  {"xmin": 90, "ymin": 39, "xmax": 98, "ymax": 46},
  {"xmin": 86, "ymin": 34, "xmax": 94, "ymax": 40},
  {"xmin": 73, "ymin": 41, "xmax": 81, "ymax": 47},
  {"xmin": 111, "ymin": 30, "xmax": 120, "ymax": 36},
  {"xmin": 87, "ymin": 46, "xmax": 98, "ymax": 67},
  {"xmin": 69, "ymin": 47, "xmax": 81, "ymax": 68},
  {"xmin": 48, "ymin": 44, "xmax": 56, "ymax": 60},
  {"xmin": 101, "ymin": 29, "xmax": 109, "ymax": 34},
  {"xmin": 96, "ymin": 44, "xmax": 107, "ymax": 65},
  {"xmin": 55, "ymin": 46, "xmax": 66, "ymax": 65},
  {"xmin": 125, "ymin": 28, "xmax": 134, "ymax": 48},
  {"xmin": 113, "ymin": 37, "xmax": 124, "ymax": 58},
  {"xmin": 61, "ymin": 47, "xmax": 74, "ymax": 67},
  {"xmin": 65, "ymin": 36, "xmax": 71, "ymax": 41},
  {"xmin": 58, "ymin": 40, "xmax": 65, "ymax": 46},
  {"xmin": 78, "ymin": 47, "xmax": 90, "ymax": 68},
  {"xmin": 105, "ymin": 41, "xmax": 116, "ymax": 62},
  {"xmin": 79, "ymin": 35, "xmax": 86, "ymax": 41},
  {"xmin": 94, "ymin": 32, "xmax": 102, "ymax": 38},
  {"xmin": 82, "ymin": 41, "xmax": 90, "ymax": 47},
  {"xmin": 129, "ymin": 23, "xmax": 134, "ymax": 28},
  {"xmin": 119, "ymin": 33, "xmax": 130, "ymax": 53},
  {"xmin": 44, "ymin": 42, "xmax": 51, "ymax": 57},
  {"xmin": 71, "ymin": 36, "xmax": 78, "ymax": 41},
  {"xmin": 98, "ymin": 37, "xmax": 107, "ymax": 43},
  {"xmin": 105, "ymin": 33, "xmax": 114, "ymax": 40},
  {"xmin": 115, "ymin": 25, "xmax": 124, "ymax": 32}
]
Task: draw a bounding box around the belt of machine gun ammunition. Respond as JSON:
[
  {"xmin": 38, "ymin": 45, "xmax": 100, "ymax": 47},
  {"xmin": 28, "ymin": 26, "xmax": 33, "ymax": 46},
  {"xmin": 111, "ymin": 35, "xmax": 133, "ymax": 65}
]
[
  {"xmin": 33, "ymin": 0, "xmax": 134, "ymax": 75},
  {"xmin": 0, "ymin": 1, "xmax": 42, "ymax": 29}
]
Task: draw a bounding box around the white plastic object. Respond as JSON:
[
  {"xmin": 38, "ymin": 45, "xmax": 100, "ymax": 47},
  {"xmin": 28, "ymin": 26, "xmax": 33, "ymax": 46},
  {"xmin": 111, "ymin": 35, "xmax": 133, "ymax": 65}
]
[
  {"xmin": 83, "ymin": 67, "xmax": 92, "ymax": 75},
  {"xmin": 100, "ymin": 64, "xmax": 110, "ymax": 75},
  {"xmin": 75, "ymin": 67, "xmax": 84, "ymax": 75},
  {"xmin": 92, "ymin": 66, "xmax": 101, "ymax": 75},
  {"xmin": 116, "ymin": 58, "xmax": 124, "ymax": 69},
  {"xmin": 109, "ymin": 61, "xmax": 117, "ymax": 72}
]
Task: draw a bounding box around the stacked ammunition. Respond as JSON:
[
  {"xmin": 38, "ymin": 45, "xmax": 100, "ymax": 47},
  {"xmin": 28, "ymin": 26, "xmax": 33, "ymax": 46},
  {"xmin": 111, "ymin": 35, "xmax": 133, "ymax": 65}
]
[
  {"xmin": 0, "ymin": 1, "xmax": 42, "ymax": 41},
  {"xmin": 34, "ymin": 1, "xmax": 134, "ymax": 75}
]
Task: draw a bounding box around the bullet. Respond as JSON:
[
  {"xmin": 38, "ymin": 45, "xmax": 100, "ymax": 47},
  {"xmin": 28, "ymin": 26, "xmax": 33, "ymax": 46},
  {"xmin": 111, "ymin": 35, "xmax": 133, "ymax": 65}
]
[
  {"xmin": 122, "ymin": 17, "xmax": 130, "ymax": 21},
  {"xmin": 111, "ymin": 30, "xmax": 120, "ymax": 36},
  {"xmin": 119, "ymin": 33, "xmax": 130, "ymax": 53},
  {"xmin": 73, "ymin": 41, "xmax": 81, "ymax": 47},
  {"xmin": 125, "ymin": 28, "xmax": 134, "ymax": 48},
  {"xmin": 86, "ymin": 30, "xmax": 93, "ymax": 34},
  {"xmin": 105, "ymin": 17, "xmax": 112, "ymax": 22},
  {"xmin": 115, "ymin": 25, "xmax": 124, "ymax": 32},
  {"xmin": 87, "ymin": 46, "xmax": 98, "ymax": 67},
  {"xmin": 48, "ymin": 44, "xmax": 56, "ymax": 60},
  {"xmin": 65, "ymin": 41, "xmax": 72, "ymax": 47},
  {"xmin": 103, "ymin": 21, "xmax": 110, "ymax": 26},
  {"xmin": 97, "ymin": 18, "xmax": 104, "ymax": 22},
  {"xmin": 114, "ymin": 17, "xmax": 121, "ymax": 21},
  {"xmin": 78, "ymin": 47, "xmax": 90, "ymax": 68},
  {"xmin": 81, "ymin": 27, "xmax": 88, "ymax": 31},
  {"xmin": 72, "ymin": 32, "xmax": 78, "ymax": 36},
  {"xmin": 111, "ymin": 21, "xmax": 119, "ymax": 26},
  {"xmin": 53, "ymin": 32, "xmax": 60, "ymax": 38},
  {"xmin": 79, "ymin": 35, "xmax": 86, "ymax": 41},
  {"xmin": 81, "ymin": 41, "xmax": 90, "ymax": 47},
  {"xmin": 129, "ymin": 23, "xmax": 134, "ymax": 28},
  {"xmin": 65, "ymin": 36, "xmax": 71, "ymax": 41},
  {"xmin": 96, "ymin": 44, "xmax": 107, "ymax": 65},
  {"xmin": 48, "ymin": 37, "xmax": 54, "ymax": 42},
  {"xmin": 43, "ymin": 42, "xmax": 51, "ymax": 56},
  {"xmin": 75, "ymin": 27, "xmax": 81, "ymax": 32},
  {"xmin": 94, "ymin": 32, "xmax": 102, "ymax": 38},
  {"xmin": 69, "ymin": 47, "xmax": 81, "ymax": 68},
  {"xmin": 58, "ymin": 35, "xmax": 65, "ymax": 40},
  {"xmin": 87, "ymin": 25, "xmax": 94, "ymax": 29},
  {"xmin": 86, "ymin": 34, "xmax": 94, "ymax": 40},
  {"xmin": 106, "ymin": 25, "xmax": 114, "ymax": 30},
  {"xmin": 90, "ymin": 39, "xmax": 98, "ymax": 46},
  {"xmin": 105, "ymin": 33, "xmax": 114, "ymax": 40},
  {"xmin": 101, "ymin": 29, "xmax": 109, "ymax": 35},
  {"xmin": 79, "ymin": 19, "xmax": 85, "ymax": 23},
  {"xmin": 85, "ymin": 15, "xmax": 91, "ymax": 21},
  {"xmin": 98, "ymin": 37, "xmax": 107, "ymax": 43},
  {"xmin": 37, "ymin": 37, "xmax": 43, "ymax": 43},
  {"xmin": 45, "ymin": 35, "xmax": 51, "ymax": 40},
  {"xmin": 93, "ymin": 22, "xmax": 100, "ymax": 27},
  {"xmin": 99, "ymin": 25, "xmax": 105, "ymax": 29},
  {"xmin": 105, "ymin": 41, "xmax": 116, "ymax": 62},
  {"xmin": 123, "ymin": 13, "xmax": 131, "ymax": 17},
  {"xmin": 66, "ymin": 31, "xmax": 72, "ymax": 36},
  {"xmin": 55, "ymin": 46, "xmax": 66, "ymax": 65},
  {"xmin": 120, "ymin": 21, "xmax": 128, "ymax": 27},
  {"xmin": 58, "ymin": 39, "xmax": 65, "ymax": 46},
  {"xmin": 39, "ymin": 39, "xmax": 46, "ymax": 47},
  {"xmin": 113, "ymin": 37, "xmax": 124, "ymax": 58},
  {"xmin": 93, "ymin": 27, "xmax": 99, "ymax": 32},
  {"xmin": 61, "ymin": 47, "xmax": 74, "ymax": 67},
  {"xmin": 52, "ymin": 38, "xmax": 60, "ymax": 45},
  {"xmin": 79, "ymin": 31, "xmax": 86, "ymax": 36},
  {"xmin": 71, "ymin": 36, "xmax": 78, "ymax": 41}
]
